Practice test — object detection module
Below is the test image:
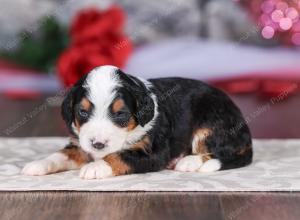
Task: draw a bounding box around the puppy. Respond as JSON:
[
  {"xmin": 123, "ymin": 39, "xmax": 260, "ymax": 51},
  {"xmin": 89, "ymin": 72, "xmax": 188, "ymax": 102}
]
[{"xmin": 22, "ymin": 65, "xmax": 252, "ymax": 179}]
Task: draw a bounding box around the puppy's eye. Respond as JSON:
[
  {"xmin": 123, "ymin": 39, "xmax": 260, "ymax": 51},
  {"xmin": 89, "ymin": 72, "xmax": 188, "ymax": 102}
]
[
  {"xmin": 78, "ymin": 109, "xmax": 89, "ymax": 118},
  {"xmin": 115, "ymin": 110, "xmax": 128, "ymax": 117}
]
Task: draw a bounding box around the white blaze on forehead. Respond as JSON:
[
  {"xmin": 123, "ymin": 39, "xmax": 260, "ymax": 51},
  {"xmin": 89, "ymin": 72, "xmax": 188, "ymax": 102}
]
[{"xmin": 83, "ymin": 65, "xmax": 120, "ymax": 114}]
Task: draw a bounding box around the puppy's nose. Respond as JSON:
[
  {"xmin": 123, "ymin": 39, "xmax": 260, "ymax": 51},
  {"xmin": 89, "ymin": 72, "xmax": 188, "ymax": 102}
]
[{"xmin": 92, "ymin": 141, "xmax": 105, "ymax": 150}]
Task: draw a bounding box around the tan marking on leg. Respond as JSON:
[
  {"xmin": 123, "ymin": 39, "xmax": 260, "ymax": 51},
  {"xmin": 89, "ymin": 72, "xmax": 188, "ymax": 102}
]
[
  {"xmin": 103, "ymin": 153, "xmax": 130, "ymax": 176},
  {"xmin": 202, "ymin": 154, "xmax": 213, "ymax": 162},
  {"xmin": 112, "ymin": 98, "xmax": 125, "ymax": 113},
  {"xmin": 132, "ymin": 135, "xmax": 150, "ymax": 151},
  {"xmin": 127, "ymin": 117, "xmax": 138, "ymax": 131},
  {"xmin": 60, "ymin": 146, "xmax": 91, "ymax": 166},
  {"xmin": 192, "ymin": 128, "xmax": 212, "ymax": 154}
]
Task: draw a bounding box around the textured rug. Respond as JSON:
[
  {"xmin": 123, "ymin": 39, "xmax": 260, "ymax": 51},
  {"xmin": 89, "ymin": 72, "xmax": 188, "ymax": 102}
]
[{"xmin": 0, "ymin": 137, "xmax": 300, "ymax": 192}]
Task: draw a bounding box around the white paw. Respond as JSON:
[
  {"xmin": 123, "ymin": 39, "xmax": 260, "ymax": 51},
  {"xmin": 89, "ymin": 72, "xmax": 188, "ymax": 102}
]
[
  {"xmin": 79, "ymin": 160, "xmax": 113, "ymax": 180},
  {"xmin": 22, "ymin": 159, "xmax": 56, "ymax": 176},
  {"xmin": 199, "ymin": 159, "xmax": 221, "ymax": 172},
  {"xmin": 174, "ymin": 155, "xmax": 203, "ymax": 172}
]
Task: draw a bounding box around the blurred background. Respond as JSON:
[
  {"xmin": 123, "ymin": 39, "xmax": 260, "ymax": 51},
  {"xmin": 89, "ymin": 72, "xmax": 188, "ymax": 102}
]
[{"xmin": 0, "ymin": 0, "xmax": 299, "ymax": 138}]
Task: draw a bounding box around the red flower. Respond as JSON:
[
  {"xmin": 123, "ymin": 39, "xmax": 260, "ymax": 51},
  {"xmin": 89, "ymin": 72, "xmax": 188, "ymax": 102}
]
[{"xmin": 57, "ymin": 5, "xmax": 133, "ymax": 87}]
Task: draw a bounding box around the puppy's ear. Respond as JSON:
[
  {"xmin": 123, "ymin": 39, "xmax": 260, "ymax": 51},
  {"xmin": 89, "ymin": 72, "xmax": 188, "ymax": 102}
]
[
  {"xmin": 135, "ymin": 93, "xmax": 155, "ymax": 127},
  {"xmin": 61, "ymin": 74, "xmax": 88, "ymax": 134},
  {"xmin": 61, "ymin": 87, "xmax": 77, "ymax": 133},
  {"xmin": 130, "ymin": 77, "xmax": 155, "ymax": 127},
  {"xmin": 115, "ymin": 70, "xmax": 155, "ymax": 127}
]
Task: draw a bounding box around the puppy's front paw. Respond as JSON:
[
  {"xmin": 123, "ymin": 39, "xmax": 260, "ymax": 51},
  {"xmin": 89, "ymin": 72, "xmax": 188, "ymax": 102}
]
[
  {"xmin": 79, "ymin": 160, "xmax": 113, "ymax": 180},
  {"xmin": 22, "ymin": 159, "xmax": 56, "ymax": 176}
]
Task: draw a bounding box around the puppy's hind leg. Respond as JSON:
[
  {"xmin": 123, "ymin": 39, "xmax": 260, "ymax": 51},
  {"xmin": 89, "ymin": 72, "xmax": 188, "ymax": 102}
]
[
  {"xmin": 198, "ymin": 158, "xmax": 221, "ymax": 172},
  {"xmin": 175, "ymin": 128, "xmax": 221, "ymax": 173},
  {"xmin": 174, "ymin": 154, "xmax": 222, "ymax": 173},
  {"xmin": 174, "ymin": 155, "xmax": 203, "ymax": 172}
]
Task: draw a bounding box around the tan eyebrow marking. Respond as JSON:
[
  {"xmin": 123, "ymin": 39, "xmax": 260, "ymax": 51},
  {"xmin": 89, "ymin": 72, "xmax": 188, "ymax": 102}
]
[
  {"xmin": 74, "ymin": 97, "xmax": 92, "ymax": 130},
  {"xmin": 81, "ymin": 97, "xmax": 92, "ymax": 111},
  {"xmin": 112, "ymin": 98, "xmax": 125, "ymax": 113}
]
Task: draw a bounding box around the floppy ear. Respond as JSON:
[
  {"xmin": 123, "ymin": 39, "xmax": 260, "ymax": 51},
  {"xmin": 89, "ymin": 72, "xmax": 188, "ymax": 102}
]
[
  {"xmin": 115, "ymin": 70, "xmax": 155, "ymax": 127},
  {"xmin": 61, "ymin": 74, "xmax": 88, "ymax": 134},
  {"xmin": 61, "ymin": 87, "xmax": 77, "ymax": 133},
  {"xmin": 135, "ymin": 93, "xmax": 155, "ymax": 127}
]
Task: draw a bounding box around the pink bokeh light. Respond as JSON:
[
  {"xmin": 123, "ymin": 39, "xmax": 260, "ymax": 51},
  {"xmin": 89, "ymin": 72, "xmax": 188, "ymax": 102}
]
[
  {"xmin": 292, "ymin": 20, "xmax": 300, "ymax": 31},
  {"xmin": 261, "ymin": 1, "xmax": 275, "ymax": 13},
  {"xmin": 260, "ymin": 14, "xmax": 272, "ymax": 25},
  {"xmin": 271, "ymin": 10, "xmax": 284, "ymax": 22},
  {"xmin": 279, "ymin": 18, "xmax": 293, "ymax": 31},
  {"xmin": 276, "ymin": 2, "xmax": 289, "ymax": 11},
  {"xmin": 245, "ymin": 0, "xmax": 300, "ymax": 45},
  {"xmin": 286, "ymin": 7, "xmax": 299, "ymax": 20},
  {"xmin": 279, "ymin": 17, "xmax": 293, "ymax": 30},
  {"xmin": 262, "ymin": 26, "xmax": 275, "ymax": 39}
]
